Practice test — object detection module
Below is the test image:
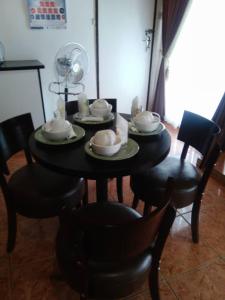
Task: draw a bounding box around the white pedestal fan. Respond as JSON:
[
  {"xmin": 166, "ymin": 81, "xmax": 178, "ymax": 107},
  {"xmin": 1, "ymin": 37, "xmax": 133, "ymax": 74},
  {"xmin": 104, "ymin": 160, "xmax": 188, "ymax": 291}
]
[{"xmin": 49, "ymin": 42, "xmax": 89, "ymax": 102}]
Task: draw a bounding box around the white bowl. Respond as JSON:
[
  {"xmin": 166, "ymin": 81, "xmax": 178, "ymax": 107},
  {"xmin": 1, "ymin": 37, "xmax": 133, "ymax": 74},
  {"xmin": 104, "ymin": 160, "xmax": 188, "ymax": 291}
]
[
  {"xmin": 90, "ymin": 135, "xmax": 121, "ymax": 156},
  {"xmin": 93, "ymin": 129, "xmax": 116, "ymax": 146},
  {"xmin": 92, "ymin": 99, "xmax": 109, "ymax": 109},
  {"xmin": 90, "ymin": 103, "xmax": 112, "ymax": 118},
  {"xmin": 42, "ymin": 119, "xmax": 72, "ymax": 141},
  {"xmin": 133, "ymin": 112, "xmax": 160, "ymax": 132}
]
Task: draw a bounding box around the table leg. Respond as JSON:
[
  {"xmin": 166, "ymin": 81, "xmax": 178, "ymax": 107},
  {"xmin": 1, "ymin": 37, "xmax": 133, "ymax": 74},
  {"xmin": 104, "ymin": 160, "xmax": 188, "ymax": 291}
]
[{"xmin": 96, "ymin": 178, "xmax": 108, "ymax": 203}]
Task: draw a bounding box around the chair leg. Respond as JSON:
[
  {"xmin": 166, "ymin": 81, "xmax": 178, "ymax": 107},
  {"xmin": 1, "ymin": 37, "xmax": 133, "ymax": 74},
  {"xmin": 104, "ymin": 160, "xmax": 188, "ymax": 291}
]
[
  {"xmin": 149, "ymin": 264, "xmax": 160, "ymax": 300},
  {"xmin": 149, "ymin": 206, "xmax": 176, "ymax": 300},
  {"xmin": 191, "ymin": 197, "xmax": 202, "ymax": 243},
  {"xmin": 132, "ymin": 195, "xmax": 139, "ymax": 209},
  {"xmin": 116, "ymin": 176, "xmax": 123, "ymax": 203},
  {"xmin": 6, "ymin": 207, "xmax": 17, "ymax": 253}
]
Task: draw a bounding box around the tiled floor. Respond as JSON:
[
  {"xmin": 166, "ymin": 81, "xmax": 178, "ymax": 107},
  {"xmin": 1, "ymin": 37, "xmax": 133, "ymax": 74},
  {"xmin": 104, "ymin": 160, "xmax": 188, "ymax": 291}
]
[
  {"xmin": 215, "ymin": 151, "xmax": 225, "ymax": 175},
  {"xmin": 1, "ymin": 124, "xmax": 225, "ymax": 299}
]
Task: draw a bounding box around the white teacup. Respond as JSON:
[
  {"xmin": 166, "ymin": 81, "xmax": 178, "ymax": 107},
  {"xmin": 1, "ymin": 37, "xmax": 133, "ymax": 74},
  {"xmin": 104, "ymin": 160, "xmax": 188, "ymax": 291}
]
[
  {"xmin": 91, "ymin": 129, "xmax": 121, "ymax": 156},
  {"xmin": 93, "ymin": 129, "xmax": 117, "ymax": 146},
  {"xmin": 133, "ymin": 111, "xmax": 160, "ymax": 132},
  {"xmin": 42, "ymin": 119, "xmax": 72, "ymax": 141}
]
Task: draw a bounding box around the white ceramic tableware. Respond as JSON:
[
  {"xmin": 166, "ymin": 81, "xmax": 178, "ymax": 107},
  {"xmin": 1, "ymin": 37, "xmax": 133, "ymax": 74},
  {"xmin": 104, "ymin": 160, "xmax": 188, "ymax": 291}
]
[
  {"xmin": 90, "ymin": 129, "xmax": 121, "ymax": 156},
  {"xmin": 133, "ymin": 111, "xmax": 160, "ymax": 132},
  {"xmin": 42, "ymin": 119, "xmax": 72, "ymax": 141},
  {"xmin": 90, "ymin": 99, "xmax": 112, "ymax": 118},
  {"xmin": 93, "ymin": 129, "xmax": 116, "ymax": 146}
]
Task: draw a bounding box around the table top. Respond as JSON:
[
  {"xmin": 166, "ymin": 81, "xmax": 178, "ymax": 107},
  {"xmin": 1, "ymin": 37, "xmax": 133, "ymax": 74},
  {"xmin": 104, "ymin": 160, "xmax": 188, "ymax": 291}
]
[
  {"xmin": 0, "ymin": 60, "xmax": 45, "ymax": 71},
  {"xmin": 29, "ymin": 114, "xmax": 171, "ymax": 179}
]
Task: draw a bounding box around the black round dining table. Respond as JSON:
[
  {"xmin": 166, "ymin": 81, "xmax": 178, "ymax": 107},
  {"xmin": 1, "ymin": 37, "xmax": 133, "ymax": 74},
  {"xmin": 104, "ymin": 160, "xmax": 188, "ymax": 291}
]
[{"xmin": 29, "ymin": 114, "xmax": 171, "ymax": 203}]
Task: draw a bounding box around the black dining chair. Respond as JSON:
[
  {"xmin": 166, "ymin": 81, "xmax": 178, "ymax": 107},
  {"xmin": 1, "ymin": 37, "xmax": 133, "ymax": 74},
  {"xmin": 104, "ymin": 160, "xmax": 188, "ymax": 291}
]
[
  {"xmin": 66, "ymin": 98, "xmax": 123, "ymax": 203},
  {"xmin": 131, "ymin": 110, "xmax": 221, "ymax": 243},
  {"xmin": 56, "ymin": 178, "xmax": 176, "ymax": 300},
  {"xmin": 0, "ymin": 113, "xmax": 85, "ymax": 253}
]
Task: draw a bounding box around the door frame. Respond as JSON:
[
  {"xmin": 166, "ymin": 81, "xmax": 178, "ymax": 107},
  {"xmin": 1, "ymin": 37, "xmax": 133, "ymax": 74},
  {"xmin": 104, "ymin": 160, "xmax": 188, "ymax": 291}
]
[
  {"xmin": 146, "ymin": 0, "xmax": 157, "ymax": 109},
  {"xmin": 94, "ymin": 0, "xmax": 157, "ymax": 109}
]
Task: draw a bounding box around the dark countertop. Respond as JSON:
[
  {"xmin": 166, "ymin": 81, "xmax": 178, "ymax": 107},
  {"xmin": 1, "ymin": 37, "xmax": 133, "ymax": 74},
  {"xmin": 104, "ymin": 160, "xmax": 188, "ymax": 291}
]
[{"xmin": 0, "ymin": 60, "xmax": 45, "ymax": 71}]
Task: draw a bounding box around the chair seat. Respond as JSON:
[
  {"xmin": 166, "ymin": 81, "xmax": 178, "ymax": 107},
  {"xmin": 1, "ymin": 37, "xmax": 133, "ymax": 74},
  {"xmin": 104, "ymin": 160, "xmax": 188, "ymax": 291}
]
[
  {"xmin": 8, "ymin": 163, "xmax": 84, "ymax": 218},
  {"xmin": 88, "ymin": 249, "xmax": 151, "ymax": 298},
  {"xmin": 57, "ymin": 202, "xmax": 151, "ymax": 298},
  {"xmin": 131, "ymin": 156, "xmax": 201, "ymax": 208},
  {"xmin": 58, "ymin": 246, "xmax": 151, "ymax": 299}
]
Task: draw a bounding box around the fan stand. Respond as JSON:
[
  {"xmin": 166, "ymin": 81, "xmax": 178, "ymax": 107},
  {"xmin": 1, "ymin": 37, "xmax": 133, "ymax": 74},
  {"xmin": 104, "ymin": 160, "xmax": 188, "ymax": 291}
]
[{"xmin": 48, "ymin": 81, "xmax": 85, "ymax": 102}]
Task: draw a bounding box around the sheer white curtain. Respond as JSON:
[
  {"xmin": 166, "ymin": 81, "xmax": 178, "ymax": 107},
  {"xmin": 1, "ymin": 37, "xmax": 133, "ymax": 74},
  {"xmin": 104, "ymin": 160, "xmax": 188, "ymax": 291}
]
[{"xmin": 165, "ymin": 0, "xmax": 225, "ymax": 127}]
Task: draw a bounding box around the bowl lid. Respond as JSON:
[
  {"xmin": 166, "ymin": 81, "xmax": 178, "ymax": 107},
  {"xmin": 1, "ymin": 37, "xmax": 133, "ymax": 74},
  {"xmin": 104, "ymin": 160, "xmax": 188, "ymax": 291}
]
[
  {"xmin": 92, "ymin": 99, "xmax": 109, "ymax": 109},
  {"xmin": 42, "ymin": 119, "xmax": 71, "ymax": 133}
]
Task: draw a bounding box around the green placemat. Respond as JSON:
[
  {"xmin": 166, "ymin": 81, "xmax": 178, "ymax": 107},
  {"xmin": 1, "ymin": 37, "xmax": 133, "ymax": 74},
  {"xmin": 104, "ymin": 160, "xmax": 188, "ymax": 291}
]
[
  {"xmin": 34, "ymin": 124, "xmax": 85, "ymax": 145},
  {"xmin": 84, "ymin": 138, "xmax": 139, "ymax": 161},
  {"xmin": 128, "ymin": 122, "xmax": 165, "ymax": 136},
  {"xmin": 73, "ymin": 113, "xmax": 114, "ymax": 125}
]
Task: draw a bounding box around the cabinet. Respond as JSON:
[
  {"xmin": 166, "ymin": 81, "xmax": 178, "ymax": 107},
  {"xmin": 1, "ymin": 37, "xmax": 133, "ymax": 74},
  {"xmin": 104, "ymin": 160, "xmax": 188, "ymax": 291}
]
[{"xmin": 0, "ymin": 60, "xmax": 45, "ymax": 128}]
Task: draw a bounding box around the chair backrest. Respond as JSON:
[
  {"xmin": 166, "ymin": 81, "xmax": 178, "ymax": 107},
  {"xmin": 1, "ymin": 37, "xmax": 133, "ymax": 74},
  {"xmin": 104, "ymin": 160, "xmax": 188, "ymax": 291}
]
[
  {"xmin": 177, "ymin": 110, "xmax": 220, "ymax": 159},
  {"xmin": 198, "ymin": 142, "xmax": 221, "ymax": 195},
  {"xmin": 66, "ymin": 98, "xmax": 117, "ymax": 115},
  {"xmin": 0, "ymin": 113, "xmax": 34, "ymax": 175},
  {"xmin": 65, "ymin": 100, "xmax": 78, "ymax": 116},
  {"xmin": 65, "ymin": 179, "xmax": 175, "ymax": 262}
]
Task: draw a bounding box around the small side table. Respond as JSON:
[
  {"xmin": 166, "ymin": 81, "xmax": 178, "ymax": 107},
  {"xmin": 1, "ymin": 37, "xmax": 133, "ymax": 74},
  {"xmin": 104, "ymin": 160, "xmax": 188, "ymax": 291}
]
[{"xmin": 0, "ymin": 60, "xmax": 46, "ymax": 121}]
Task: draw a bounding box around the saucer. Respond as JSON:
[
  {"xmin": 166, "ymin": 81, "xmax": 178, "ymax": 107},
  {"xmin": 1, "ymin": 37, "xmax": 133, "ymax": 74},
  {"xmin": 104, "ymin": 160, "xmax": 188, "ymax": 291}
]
[
  {"xmin": 73, "ymin": 112, "xmax": 114, "ymax": 125},
  {"xmin": 128, "ymin": 122, "xmax": 165, "ymax": 136},
  {"xmin": 85, "ymin": 138, "xmax": 139, "ymax": 161},
  {"xmin": 34, "ymin": 124, "xmax": 85, "ymax": 145}
]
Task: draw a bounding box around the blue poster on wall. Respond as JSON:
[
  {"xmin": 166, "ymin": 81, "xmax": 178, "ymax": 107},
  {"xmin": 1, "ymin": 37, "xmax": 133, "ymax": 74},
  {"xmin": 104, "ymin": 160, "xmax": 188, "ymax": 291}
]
[{"xmin": 27, "ymin": 0, "xmax": 67, "ymax": 29}]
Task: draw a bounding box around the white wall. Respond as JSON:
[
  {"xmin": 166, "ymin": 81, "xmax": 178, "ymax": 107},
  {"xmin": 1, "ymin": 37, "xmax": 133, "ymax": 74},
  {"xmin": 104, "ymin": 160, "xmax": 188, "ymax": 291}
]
[
  {"xmin": 0, "ymin": 0, "xmax": 96, "ymax": 124},
  {"xmin": 0, "ymin": 0, "xmax": 155, "ymax": 125},
  {"xmin": 0, "ymin": 70, "xmax": 46, "ymax": 128},
  {"xmin": 98, "ymin": 0, "xmax": 155, "ymax": 113}
]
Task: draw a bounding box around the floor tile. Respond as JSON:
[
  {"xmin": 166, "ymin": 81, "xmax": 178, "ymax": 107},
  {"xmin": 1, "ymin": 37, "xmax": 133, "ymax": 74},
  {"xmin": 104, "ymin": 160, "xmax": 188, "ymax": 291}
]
[
  {"xmin": 183, "ymin": 209, "xmax": 225, "ymax": 257},
  {"xmin": 177, "ymin": 204, "xmax": 192, "ymax": 215},
  {"xmin": 10, "ymin": 256, "xmax": 79, "ymax": 299},
  {"xmin": 166, "ymin": 258, "xmax": 225, "ymax": 299},
  {"xmin": 10, "ymin": 218, "xmax": 59, "ymax": 270},
  {"xmin": 120, "ymin": 279, "xmax": 178, "ymax": 300},
  {"xmin": 0, "ymin": 279, "xmax": 10, "ymax": 300},
  {"xmin": 11, "ymin": 256, "xmax": 56, "ymax": 282},
  {"xmin": 160, "ymin": 216, "xmax": 217, "ymax": 278},
  {"xmin": 0, "ymin": 228, "xmax": 8, "ymax": 257},
  {"xmin": 0, "ymin": 256, "xmax": 10, "ymax": 277},
  {"xmin": 11, "ymin": 278, "xmax": 79, "ymax": 300}
]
